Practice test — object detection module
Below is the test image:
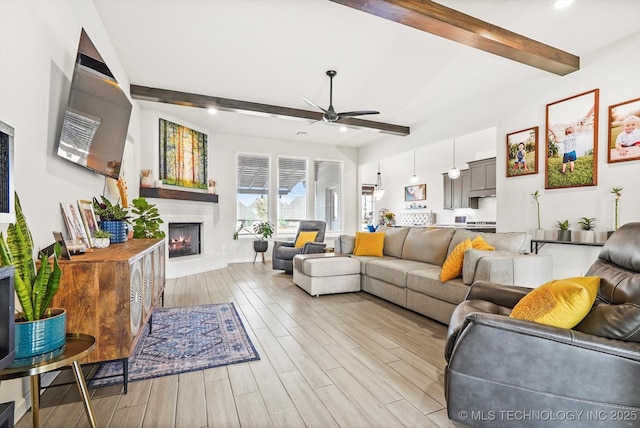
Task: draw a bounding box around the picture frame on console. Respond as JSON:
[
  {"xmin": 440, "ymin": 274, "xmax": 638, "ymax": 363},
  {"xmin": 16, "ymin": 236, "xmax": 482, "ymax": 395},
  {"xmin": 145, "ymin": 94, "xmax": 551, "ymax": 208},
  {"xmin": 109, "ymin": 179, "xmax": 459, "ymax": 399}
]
[
  {"xmin": 506, "ymin": 126, "xmax": 538, "ymax": 177},
  {"xmin": 61, "ymin": 202, "xmax": 90, "ymax": 249},
  {"xmin": 545, "ymin": 89, "xmax": 599, "ymax": 190},
  {"xmin": 404, "ymin": 184, "xmax": 426, "ymax": 201},
  {"xmin": 78, "ymin": 199, "xmax": 99, "ymax": 246},
  {"xmin": 607, "ymin": 97, "xmax": 640, "ymax": 164}
]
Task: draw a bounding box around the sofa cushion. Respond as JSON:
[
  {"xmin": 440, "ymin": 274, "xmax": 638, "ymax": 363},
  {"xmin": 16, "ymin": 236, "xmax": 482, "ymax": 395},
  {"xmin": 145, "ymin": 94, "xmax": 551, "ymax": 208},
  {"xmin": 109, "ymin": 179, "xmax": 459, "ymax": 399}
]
[
  {"xmin": 337, "ymin": 234, "xmax": 356, "ymax": 254},
  {"xmin": 354, "ymin": 232, "xmax": 385, "ymax": 257},
  {"xmin": 440, "ymin": 238, "xmax": 473, "ymax": 282},
  {"xmin": 448, "ymin": 230, "xmax": 527, "ymax": 254},
  {"xmin": 510, "ymin": 276, "xmax": 600, "ymax": 328},
  {"xmin": 471, "ymin": 235, "xmax": 495, "ymax": 251},
  {"xmin": 377, "ymin": 226, "xmax": 410, "ymax": 258},
  {"xmin": 366, "ymin": 259, "xmax": 433, "ymax": 288},
  {"xmin": 402, "ymin": 228, "xmax": 455, "ymax": 266},
  {"xmin": 407, "ymin": 269, "xmax": 470, "ymax": 305}
]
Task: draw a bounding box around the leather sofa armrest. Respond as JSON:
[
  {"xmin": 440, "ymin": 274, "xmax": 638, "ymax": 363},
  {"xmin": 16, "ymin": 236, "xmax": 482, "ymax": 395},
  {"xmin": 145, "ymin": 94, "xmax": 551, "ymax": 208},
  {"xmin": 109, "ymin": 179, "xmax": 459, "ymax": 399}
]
[
  {"xmin": 273, "ymin": 240, "xmax": 294, "ymax": 251},
  {"xmin": 302, "ymin": 242, "xmax": 327, "ymax": 254},
  {"xmin": 457, "ymin": 312, "xmax": 640, "ymax": 361},
  {"xmin": 466, "ymin": 281, "xmax": 532, "ymax": 308}
]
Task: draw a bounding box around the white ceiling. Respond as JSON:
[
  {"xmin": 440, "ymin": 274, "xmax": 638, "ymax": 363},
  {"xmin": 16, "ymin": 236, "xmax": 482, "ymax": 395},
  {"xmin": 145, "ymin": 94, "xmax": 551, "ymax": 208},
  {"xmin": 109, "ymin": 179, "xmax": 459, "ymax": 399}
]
[{"xmin": 93, "ymin": 0, "xmax": 640, "ymax": 149}]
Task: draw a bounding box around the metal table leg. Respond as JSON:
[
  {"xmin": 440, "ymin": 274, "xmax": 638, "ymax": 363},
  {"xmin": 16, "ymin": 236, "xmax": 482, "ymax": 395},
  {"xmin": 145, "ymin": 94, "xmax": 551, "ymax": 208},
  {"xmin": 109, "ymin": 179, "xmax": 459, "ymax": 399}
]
[{"xmin": 71, "ymin": 360, "xmax": 98, "ymax": 428}]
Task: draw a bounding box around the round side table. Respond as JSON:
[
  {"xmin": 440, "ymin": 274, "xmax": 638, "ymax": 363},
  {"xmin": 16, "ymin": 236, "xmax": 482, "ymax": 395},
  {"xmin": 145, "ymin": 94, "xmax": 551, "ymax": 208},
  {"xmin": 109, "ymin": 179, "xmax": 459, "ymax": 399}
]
[{"xmin": 0, "ymin": 333, "xmax": 97, "ymax": 428}]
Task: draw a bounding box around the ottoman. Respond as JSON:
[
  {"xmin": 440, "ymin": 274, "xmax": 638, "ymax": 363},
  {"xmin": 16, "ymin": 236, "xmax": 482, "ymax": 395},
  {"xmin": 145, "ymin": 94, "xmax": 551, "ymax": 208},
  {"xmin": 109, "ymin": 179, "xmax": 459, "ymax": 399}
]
[{"xmin": 293, "ymin": 253, "xmax": 361, "ymax": 296}]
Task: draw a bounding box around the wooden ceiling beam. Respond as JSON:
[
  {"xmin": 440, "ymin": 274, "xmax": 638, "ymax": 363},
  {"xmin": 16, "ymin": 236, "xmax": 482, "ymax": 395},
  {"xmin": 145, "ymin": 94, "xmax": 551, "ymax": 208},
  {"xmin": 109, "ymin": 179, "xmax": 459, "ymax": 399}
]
[
  {"xmin": 130, "ymin": 85, "xmax": 410, "ymax": 136},
  {"xmin": 330, "ymin": 0, "xmax": 580, "ymax": 76}
]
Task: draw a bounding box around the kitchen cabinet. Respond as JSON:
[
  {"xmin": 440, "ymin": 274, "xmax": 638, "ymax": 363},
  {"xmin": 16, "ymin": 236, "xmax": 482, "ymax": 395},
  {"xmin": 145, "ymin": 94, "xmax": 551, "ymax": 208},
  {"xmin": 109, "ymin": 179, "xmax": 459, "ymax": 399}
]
[
  {"xmin": 443, "ymin": 170, "xmax": 478, "ymax": 210},
  {"xmin": 468, "ymin": 157, "xmax": 496, "ymax": 196}
]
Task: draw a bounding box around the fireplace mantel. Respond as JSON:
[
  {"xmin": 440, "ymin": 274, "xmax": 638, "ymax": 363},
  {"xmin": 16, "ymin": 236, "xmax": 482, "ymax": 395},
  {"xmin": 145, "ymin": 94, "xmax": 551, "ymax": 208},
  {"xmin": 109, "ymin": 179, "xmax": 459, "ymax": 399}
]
[{"xmin": 139, "ymin": 187, "xmax": 218, "ymax": 203}]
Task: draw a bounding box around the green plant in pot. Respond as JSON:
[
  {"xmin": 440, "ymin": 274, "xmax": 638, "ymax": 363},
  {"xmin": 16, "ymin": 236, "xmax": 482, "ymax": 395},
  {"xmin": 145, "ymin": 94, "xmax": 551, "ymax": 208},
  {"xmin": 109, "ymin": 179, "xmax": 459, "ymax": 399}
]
[
  {"xmin": 578, "ymin": 217, "xmax": 596, "ymax": 243},
  {"xmin": 92, "ymin": 229, "xmax": 112, "ymax": 249},
  {"xmin": 130, "ymin": 197, "xmax": 166, "ymax": 239},
  {"xmin": 252, "ymin": 221, "xmax": 274, "ymax": 253},
  {"xmin": 611, "ymin": 187, "xmax": 622, "ymax": 235},
  {"xmin": 0, "ymin": 193, "xmax": 66, "ymax": 363},
  {"xmin": 92, "ymin": 196, "xmax": 129, "ymax": 243},
  {"xmin": 556, "ymin": 219, "xmax": 571, "ymax": 241}
]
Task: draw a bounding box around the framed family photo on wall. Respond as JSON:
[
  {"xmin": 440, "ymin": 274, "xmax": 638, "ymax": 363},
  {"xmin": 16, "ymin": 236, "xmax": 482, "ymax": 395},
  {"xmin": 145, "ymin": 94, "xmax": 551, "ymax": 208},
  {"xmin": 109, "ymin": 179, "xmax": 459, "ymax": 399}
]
[
  {"xmin": 607, "ymin": 97, "xmax": 640, "ymax": 163},
  {"xmin": 506, "ymin": 126, "xmax": 538, "ymax": 177},
  {"xmin": 545, "ymin": 89, "xmax": 599, "ymax": 189}
]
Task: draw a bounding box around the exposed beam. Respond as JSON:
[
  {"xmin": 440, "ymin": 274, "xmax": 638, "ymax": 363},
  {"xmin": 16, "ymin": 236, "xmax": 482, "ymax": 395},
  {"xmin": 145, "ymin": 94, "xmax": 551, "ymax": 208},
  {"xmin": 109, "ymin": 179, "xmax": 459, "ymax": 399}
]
[
  {"xmin": 330, "ymin": 0, "xmax": 580, "ymax": 76},
  {"xmin": 130, "ymin": 85, "xmax": 410, "ymax": 137}
]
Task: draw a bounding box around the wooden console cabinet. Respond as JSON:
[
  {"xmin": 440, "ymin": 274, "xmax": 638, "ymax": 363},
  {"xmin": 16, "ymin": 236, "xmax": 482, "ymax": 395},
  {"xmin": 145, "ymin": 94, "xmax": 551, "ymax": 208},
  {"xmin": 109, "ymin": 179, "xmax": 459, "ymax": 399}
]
[{"xmin": 52, "ymin": 239, "xmax": 165, "ymax": 364}]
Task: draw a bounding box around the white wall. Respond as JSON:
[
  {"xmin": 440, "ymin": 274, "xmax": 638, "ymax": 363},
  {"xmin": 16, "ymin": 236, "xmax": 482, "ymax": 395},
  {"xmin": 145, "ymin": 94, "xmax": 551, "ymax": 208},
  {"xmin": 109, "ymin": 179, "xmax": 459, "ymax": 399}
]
[{"xmin": 360, "ymin": 32, "xmax": 640, "ymax": 278}]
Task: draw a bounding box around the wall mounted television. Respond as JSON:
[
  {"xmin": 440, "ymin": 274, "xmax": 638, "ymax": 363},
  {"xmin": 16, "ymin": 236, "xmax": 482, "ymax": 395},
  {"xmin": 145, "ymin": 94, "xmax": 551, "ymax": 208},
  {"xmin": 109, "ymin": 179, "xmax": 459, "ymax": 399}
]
[{"xmin": 57, "ymin": 28, "xmax": 132, "ymax": 179}]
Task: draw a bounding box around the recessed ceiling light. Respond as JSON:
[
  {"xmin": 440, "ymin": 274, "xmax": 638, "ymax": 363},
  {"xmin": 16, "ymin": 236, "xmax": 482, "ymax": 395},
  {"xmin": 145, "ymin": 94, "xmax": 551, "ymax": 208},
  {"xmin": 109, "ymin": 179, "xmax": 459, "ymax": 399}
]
[
  {"xmin": 207, "ymin": 107, "xmax": 218, "ymax": 115},
  {"xmin": 553, "ymin": 0, "xmax": 574, "ymax": 9},
  {"xmin": 340, "ymin": 126, "xmax": 348, "ymax": 133}
]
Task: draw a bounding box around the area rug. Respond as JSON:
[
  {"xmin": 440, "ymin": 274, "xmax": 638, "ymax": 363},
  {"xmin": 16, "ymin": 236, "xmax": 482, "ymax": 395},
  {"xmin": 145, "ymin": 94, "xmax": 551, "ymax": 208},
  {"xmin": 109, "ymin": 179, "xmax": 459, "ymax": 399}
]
[{"xmin": 89, "ymin": 303, "xmax": 259, "ymax": 388}]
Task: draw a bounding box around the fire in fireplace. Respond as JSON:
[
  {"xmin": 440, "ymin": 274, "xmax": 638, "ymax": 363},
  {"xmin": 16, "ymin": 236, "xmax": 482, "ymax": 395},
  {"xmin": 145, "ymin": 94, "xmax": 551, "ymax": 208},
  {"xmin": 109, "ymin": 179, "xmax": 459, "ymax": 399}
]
[{"xmin": 168, "ymin": 223, "xmax": 202, "ymax": 258}]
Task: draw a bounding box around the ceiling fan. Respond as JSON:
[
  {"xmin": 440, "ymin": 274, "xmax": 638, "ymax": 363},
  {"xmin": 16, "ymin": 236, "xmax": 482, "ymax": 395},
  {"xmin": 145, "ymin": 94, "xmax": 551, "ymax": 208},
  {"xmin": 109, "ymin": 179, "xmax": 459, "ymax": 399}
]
[{"xmin": 303, "ymin": 70, "xmax": 379, "ymax": 123}]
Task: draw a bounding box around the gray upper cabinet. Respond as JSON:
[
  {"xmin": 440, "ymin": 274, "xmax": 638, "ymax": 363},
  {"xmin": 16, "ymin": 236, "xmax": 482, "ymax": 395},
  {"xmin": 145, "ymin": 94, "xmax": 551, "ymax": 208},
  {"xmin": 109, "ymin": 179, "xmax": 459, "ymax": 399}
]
[
  {"xmin": 443, "ymin": 170, "xmax": 478, "ymax": 210},
  {"xmin": 468, "ymin": 157, "xmax": 496, "ymax": 197}
]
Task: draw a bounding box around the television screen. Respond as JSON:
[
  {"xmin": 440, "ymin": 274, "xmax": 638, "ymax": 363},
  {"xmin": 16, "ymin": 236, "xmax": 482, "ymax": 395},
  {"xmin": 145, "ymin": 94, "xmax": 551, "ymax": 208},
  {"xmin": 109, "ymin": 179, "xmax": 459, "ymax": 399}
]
[{"xmin": 57, "ymin": 29, "xmax": 132, "ymax": 179}]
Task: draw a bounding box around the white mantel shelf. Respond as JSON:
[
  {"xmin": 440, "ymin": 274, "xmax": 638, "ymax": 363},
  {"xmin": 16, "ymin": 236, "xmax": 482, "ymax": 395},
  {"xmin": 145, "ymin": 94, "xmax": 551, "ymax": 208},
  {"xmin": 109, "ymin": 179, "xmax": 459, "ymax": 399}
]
[{"xmin": 139, "ymin": 187, "xmax": 218, "ymax": 203}]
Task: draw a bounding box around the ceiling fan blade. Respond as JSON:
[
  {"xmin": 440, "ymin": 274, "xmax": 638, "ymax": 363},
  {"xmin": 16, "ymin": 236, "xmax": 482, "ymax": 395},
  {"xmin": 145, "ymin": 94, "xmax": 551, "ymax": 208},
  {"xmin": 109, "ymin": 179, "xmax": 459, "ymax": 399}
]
[
  {"xmin": 338, "ymin": 110, "xmax": 380, "ymax": 118},
  {"xmin": 302, "ymin": 96, "xmax": 327, "ymax": 113}
]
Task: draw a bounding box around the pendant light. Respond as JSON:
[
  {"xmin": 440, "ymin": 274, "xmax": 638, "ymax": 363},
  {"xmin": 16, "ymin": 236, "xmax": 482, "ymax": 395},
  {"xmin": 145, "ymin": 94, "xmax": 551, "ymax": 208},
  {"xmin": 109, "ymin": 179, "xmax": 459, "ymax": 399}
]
[
  {"xmin": 448, "ymin": 139, "xmax": 460, "ymax": 180},
  {"xmin": 373, "ymin": 161, "xmax": 385, "ymax": 200},
  {"xmin": 410, "ymin": 150, "xmax": 419, "ymax": 183}
]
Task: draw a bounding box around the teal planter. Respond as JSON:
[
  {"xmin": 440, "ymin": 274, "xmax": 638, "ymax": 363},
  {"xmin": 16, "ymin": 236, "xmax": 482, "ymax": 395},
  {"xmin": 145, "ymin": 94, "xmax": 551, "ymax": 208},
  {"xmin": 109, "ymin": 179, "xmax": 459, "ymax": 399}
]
[
  {"xmin": 99, "ymin": 220, "xmax": 128, "ymax": 243},
  {"xmin": 14, "ymin": 309, "xmax": 66, "ymax": 365}
]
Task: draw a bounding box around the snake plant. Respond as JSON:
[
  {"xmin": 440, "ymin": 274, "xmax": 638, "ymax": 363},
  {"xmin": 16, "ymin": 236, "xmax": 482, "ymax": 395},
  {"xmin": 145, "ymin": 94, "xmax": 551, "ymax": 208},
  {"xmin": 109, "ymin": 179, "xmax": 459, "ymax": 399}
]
[{"xmin": 0, "ymin": 193, "xmax": 62, "ymax": 321}]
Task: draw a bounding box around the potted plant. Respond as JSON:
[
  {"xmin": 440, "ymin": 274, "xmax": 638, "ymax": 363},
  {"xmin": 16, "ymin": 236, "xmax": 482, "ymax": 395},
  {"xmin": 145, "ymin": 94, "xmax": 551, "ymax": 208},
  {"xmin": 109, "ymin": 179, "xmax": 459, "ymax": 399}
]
[
  {"xmin": 384, "ymin": 211, "xmax": 396, "ymax": 226},
  {"xmin": 531, "ymin": 190, "xmax": 544, "ymax": 240},
  {"xmin": 578, "ymin": 217, "xmax": 596, "ymax": 243},
  {"xmin": 610, "ymin": 187, "xmax": 623, "ymax": 237},
  {"xmin": 0, "ymin": 193, "xmax": 66, "ymax": 363},
  {"xmin": 92, "ymin": 229, "xmax": 112, "ymax": 249},
  {"xmin": 556, "ymin": 219, "xmax": 571, "ymax": 241},
  {"xmin": 252, "ymin": 221, "xmax": 274, "ymax": 253},
  {"xmin": 130, "ymin": 197, "xmax": 166, "ymax": 239},
  {"xmin": 92, "ymin": 196, "xmax": 129, "ymax": 243}
]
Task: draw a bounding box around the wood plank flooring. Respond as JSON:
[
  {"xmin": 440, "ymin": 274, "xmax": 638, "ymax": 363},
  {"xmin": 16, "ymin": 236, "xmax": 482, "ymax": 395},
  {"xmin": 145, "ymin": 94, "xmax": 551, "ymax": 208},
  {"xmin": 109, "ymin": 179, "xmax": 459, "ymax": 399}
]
[{"xmin": 16, "ymin": 262, "xmax": 462, "ymax": 428}]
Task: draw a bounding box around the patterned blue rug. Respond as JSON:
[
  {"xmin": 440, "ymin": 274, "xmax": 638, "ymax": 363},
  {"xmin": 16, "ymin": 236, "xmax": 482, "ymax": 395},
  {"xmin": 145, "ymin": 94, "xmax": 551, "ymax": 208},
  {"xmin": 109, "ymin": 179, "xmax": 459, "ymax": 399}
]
[{"xmin": 89, "ymin": 303, "xmax": 259, "ymax": 388}]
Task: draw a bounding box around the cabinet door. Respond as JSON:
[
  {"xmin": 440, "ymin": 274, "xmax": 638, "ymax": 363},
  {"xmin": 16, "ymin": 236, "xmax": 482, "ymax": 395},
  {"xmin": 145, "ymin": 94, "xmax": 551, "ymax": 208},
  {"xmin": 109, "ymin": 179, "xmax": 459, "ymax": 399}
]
[
  {"xmin": 485, "ymin": 160, "xmax": 497, "ymax": 189},
  {"xmin": 452, "ymin": 175, "xmax": 463, "ymax": 208},
  {"xmin": 469, "ymin": 162, "xmax": 486, "ymax": 191},
  {"xmin": 460, "ymin": 170, "xmax": 470, "ymax": 208},
  {"xmin": 443, "ymin": 174, "xmax": 453, "ymax": 209}
]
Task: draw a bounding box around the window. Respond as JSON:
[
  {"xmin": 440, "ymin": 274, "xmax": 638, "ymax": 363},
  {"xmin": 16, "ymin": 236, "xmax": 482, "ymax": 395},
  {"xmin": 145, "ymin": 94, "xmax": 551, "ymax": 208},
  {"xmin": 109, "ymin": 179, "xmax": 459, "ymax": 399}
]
[
  {"xmin": 236, "ymin": 154, "xmax": 269, "ymax": 235},
  {"xmin": 314, "ymin": 160, "xmax": 342, "ymax": 232},
  {"xmin": 277, "ymin": 157, "xmax": 307, "ymax": 235}
]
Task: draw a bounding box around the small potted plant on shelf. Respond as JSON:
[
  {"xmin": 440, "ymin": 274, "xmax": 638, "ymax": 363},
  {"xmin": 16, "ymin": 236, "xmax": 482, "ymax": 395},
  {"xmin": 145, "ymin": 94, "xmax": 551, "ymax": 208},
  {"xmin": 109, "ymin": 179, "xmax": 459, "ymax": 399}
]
[
  {"xmin": 92, "ymin": 229, "xmax": 112, "ymax": 249},
  {"xmin": 0, "ymin": 193, "xmax": 66, "ymax": 363},
  {"xmin": 384, "ymin": 211, "xmax": 396, "ymax": 226},
  {"xmin": 578, "ymin": 217, "xmax": 596, "ymax": 243},
  {"xmin": 130, "ymin": 197, "xmax": 166, "ymax": 239},
  {"xmin": 610, "ymin": 187, "xmax": 623, "ymax": 238},
  {"xmin": 556, "ymin": 219, "xmax": 571, "ymax": 241},
  {"xmin": 92, "ymin": 196, "xmax": 130, "ymax": 243}
]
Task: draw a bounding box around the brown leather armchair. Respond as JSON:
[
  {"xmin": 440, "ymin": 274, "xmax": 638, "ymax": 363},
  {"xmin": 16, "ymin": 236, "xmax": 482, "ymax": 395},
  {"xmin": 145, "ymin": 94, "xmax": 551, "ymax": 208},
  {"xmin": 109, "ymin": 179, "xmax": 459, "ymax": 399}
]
[
  {"xmin": 272, "ymin": 220, "xmax": 326, "ymax": 273},
  {"xmin": 444, "ymin": 222, "xmax": 640, "ymax": 427}
]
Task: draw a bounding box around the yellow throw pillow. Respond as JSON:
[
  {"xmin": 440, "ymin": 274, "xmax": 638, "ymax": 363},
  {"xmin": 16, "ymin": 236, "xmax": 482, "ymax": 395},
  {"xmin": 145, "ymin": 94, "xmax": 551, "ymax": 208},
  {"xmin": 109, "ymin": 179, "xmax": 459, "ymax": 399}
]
[
  {"xmin": 510, "ymin": 276, "xmax": 600, "ymax": 328},
  {"xmin": 440, "ymin": 238, "xmax": 473, "ymax": 282},
  {"xmin": 472, "ymin": 235, "xmax": 495, "ymax": 251},
  {"xmin": 294, "ymin": 231, "xmax": 318, "ymax": 248},
  {"xmin": 353, "ymin": 232, "xmax": 385, "ymax": 257}
]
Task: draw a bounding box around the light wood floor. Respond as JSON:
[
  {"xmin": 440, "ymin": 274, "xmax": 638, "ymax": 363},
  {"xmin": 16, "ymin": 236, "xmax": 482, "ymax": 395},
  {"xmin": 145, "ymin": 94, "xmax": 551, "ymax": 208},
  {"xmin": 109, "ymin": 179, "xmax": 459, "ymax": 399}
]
[{"xmin": 17, "ymin": 262, "xmax": 462, "ymax": 428}]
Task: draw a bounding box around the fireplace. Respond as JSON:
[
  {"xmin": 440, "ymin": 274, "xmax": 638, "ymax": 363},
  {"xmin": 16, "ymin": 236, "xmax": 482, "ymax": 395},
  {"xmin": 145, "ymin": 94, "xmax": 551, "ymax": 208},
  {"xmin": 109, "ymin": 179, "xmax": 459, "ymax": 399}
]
[{"xmin": 168, "ymin": 223, "xmax": 202, "ymax": 258}]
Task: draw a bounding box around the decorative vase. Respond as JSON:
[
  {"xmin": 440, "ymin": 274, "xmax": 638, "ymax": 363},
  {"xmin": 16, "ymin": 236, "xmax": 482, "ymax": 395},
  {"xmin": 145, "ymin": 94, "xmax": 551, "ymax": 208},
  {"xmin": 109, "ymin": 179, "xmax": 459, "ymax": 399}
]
[
  {"xmin": 140, "ymin": 169, "xmax": 153, "ymax": 188},
  {"xmin": 581, "ymin": 230, "xmax": 595, "ymax": 243},
  {"xmin": 14, "ymin": 308, "xmax": 66, "ymax": 364},
  {"xmin": 253, "ymin": 240, "xmax": 268, "ymax": 253},
  {"xmin": 93, "ymin": 237, "xmax": 110, "ymax": 249},
  {"xmin": 98, "ymin": 220, "xmax": 128, "ymax": 244},
  {"xmin": 557, "ymin": 230, "xmax": 571, "ymax": 242}
]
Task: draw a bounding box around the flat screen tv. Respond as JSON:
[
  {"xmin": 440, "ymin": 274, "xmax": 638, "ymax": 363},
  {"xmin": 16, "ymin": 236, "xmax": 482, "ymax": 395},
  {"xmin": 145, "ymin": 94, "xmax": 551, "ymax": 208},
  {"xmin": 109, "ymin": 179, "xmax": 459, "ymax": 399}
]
[{"xmin": 57, "ymin": 29, "xmax": 132, "ymax": 179}]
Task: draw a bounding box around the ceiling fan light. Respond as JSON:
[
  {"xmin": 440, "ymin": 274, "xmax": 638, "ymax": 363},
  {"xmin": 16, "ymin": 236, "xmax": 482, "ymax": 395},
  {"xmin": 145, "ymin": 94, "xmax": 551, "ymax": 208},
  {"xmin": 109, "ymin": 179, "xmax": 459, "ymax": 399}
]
[{"xmin": 448, "ymin": 167, "xmax": 460, "ymax": 180}]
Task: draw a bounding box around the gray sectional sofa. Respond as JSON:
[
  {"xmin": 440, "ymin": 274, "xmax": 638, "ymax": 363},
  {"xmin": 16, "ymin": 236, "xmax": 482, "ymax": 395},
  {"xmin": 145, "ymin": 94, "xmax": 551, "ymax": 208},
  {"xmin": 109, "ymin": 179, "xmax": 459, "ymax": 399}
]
[{"xmin": 335, "ymin": 226, "xmax": 553, "ymax": 325}]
